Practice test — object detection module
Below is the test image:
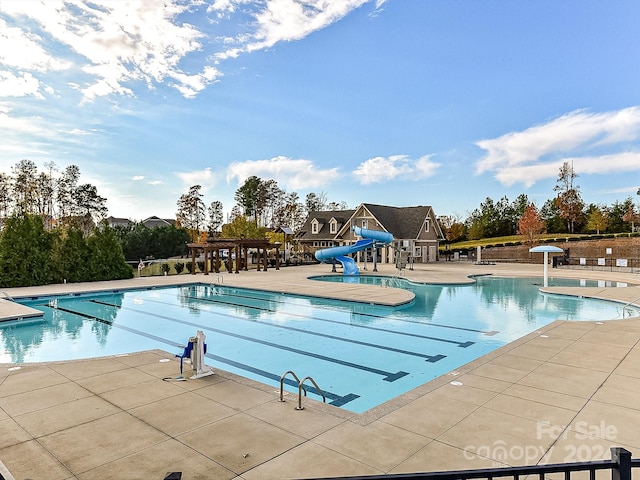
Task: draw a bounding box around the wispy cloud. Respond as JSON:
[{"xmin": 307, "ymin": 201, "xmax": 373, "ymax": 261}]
[
  {"xmin": 0, "ymin": 71, "xmax": 43, "ymax": 98},
  {"xmin": 176, "ymin": 167, "xmax": 219, "ymax": 191},
  {"xmin": 353, "ymin": 154, "xmax": 440, "ymax": 184},
  {"xmin": 227, "ymin": 156, "xmax": 340, "ymax": 190},
  {"xmin": 475, "ymin": 107, "xmax": 640, "ymax": 187},
  {"xmin": 1, "ymin": 0, "xmax": 380, "ymax": 100},
  {"xmin": 210, "ymin": 0, "xmax": 374, "ymax": 60},
  {"xmin": 0, "ymin": 1, "xmax": 220, "ymax": 100}
]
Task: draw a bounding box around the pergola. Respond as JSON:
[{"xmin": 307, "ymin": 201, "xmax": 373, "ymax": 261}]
[{"xmin": 187, "ymin": 238, "xmax": 281, "ymax": 275}]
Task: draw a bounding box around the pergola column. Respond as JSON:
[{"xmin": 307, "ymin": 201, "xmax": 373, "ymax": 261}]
[{"xmin": 190, "ymin": 247, "xmax": 197, "ymax": 275}]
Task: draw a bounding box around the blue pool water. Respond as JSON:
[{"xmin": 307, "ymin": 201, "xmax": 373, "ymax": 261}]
[{"xmin": 1, "ymin": 276, "xmax": 638, "ymax": 413}]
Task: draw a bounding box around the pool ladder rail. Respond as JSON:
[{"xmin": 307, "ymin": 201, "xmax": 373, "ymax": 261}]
[
  {"xmin": 279, "ymin": 370, "xmax": 326, "ymax": 410},
  {"xmin": 0, "ymin": 291, "xmax": 15, "ymax": 302},
  {"xmin": 621, "ymin": 292, "xmax": 640, "ymax": 318}
]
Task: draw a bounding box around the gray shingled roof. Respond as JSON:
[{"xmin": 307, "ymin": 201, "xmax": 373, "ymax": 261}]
[
  {"xmin": 296, "ymin": 209, "xmax": 355, "ymax": 240},
  {"xmin": 363, "ymin": 203, "xmax": 433, "ymax": 239}
]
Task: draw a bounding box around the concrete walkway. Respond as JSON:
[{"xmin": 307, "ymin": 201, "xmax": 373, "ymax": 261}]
[{"xmin": 1, "ymin": 262, "xmax": 640, "ymax": 479}]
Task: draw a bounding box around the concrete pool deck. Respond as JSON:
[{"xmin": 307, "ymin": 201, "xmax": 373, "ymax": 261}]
[{"xmin": 1, "ymin": 262, "xmax": 640, "ymax": 478}]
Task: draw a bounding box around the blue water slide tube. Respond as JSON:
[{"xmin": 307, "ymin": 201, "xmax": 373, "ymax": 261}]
[{"xmin": 314, "ymin": 226, "xmax": 393, "ymax": 275}]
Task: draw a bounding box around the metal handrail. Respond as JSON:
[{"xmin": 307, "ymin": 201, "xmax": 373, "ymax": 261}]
[
  {"xmin": 297, "ymin": 376, "xmax": 325, "ymax": 410},
  {"xmin": 0, "ymin": 291, "xmax": 14, "ymax": 302},
  {"xmin": 279, "ymin": 370, "xmax": 301, "ymax": 402},
  {"xmin": 303, "ymin": 447, "xmax": 636, "ymax": 480},
  {"xmin": 279, "ymin": 371, "xmax": 326, "ymax": 410},
  {"xmin": 621, "ymin": 292, "xmax": 640, "ymax": 318}
]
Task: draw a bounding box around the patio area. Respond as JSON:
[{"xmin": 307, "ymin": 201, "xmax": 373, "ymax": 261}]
[{"xmin": 1, "ymin": 262, "xmax": 640, "ymax": 479}]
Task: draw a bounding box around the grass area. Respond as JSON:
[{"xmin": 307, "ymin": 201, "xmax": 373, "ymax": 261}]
[{"xmin": 443, "ymin": 233, "xmax": 630, "ymax": 251}]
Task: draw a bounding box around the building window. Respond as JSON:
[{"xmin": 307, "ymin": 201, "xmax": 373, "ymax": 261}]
[
  {"xmin": 362, "ymin": 219, "xmax": 368, "ymax": 229},
  {"xmin": 313, "ymin": 241, "xmax": 319, "ymax": 247},
  {"xmin": 330, "ymin": 220, "xmax": 337, "ymax": 234},
  {"xmin": 425, "ymin": 219, "xmax": 430, "ymax": 232},
  {"xmin": 311, "ymin": 220, "xmax": 318, "ymax": 234}
]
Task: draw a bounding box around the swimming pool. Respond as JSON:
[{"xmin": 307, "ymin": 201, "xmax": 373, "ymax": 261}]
[{"xmin": 2, "ymin": 276, "xmax": 639, "ymax": 413}]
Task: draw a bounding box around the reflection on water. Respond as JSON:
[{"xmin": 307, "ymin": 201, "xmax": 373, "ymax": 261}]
[
  {"xmin": 3, "ymin": 276, "xmax": 640, "ymax": 365},
  {"xmin": 312, "ymin": 274, "xmax": 640, "ymax": 328}
]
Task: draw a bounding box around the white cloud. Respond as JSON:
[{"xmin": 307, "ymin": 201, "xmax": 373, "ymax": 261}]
[
  {"xmin": 132, "ymin": 176, "xmax": 145, "ymax": 181},
  {"xmin": 353, "ymin": 154, "xmax": 440, "ymax": 184},
  {"xmin": 0, "ymin": 17, "xmax": 69, "ymax": 72},
  {"xmin": 475, "ymin": 106, "xmax": 640, "ymax": 187},
  {"xmin": 0, "ymin": 1, "xmax": 221, "ymax": 100},
  {"xmin": 176, "ymin": 167, "xmax": 219, "ymax": 191},
  {"xmin": 494, "ymin": 152, "xmax": 640, "ymax": 188},
  {"xmin": 2, "ymin": 0, "xmax": 380, "ymax": 99},
  {"xmin": 213, "ymin": 0, "xmax": 373, "ymax": 60},
  {"xmin": 226, "ymin": 156, "xmax": 340, "ymax": 189},
  {"xmin": 0, "ymin": 71, "xmax": 42, "ymax": 98},
  {"xmin": 476, "ymin": 107, "xmax": 640, "ymax": 172}
]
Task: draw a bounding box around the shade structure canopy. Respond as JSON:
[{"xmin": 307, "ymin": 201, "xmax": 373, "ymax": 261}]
[
  {"xmin": 529, "ymin": 245, "xmax": 564, "ymax": 253},
  {"xmin": 529, "ymin": 245, "xmax": 564, "ymax": 287}
]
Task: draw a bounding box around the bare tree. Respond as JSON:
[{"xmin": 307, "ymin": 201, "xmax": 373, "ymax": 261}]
[
  {"xmin": 176, "ymin": 185, "xmax": 205, "ymax": 238},
  {"xmin": 11, "ymin": 159, "xmax": 38, "ymax": 214},
  {"xmin": 553, "ymin": 161, "xmax": 584, "ymax": 233},
  {"xmin": 0, "ymin": 173, "xmax": 13, "ymax": 220},
  {"xmin": 207, "ymin": 200, "xmax": 224, "ymax": 236}
]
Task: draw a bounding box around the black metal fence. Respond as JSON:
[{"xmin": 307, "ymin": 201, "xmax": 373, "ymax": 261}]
[
  {"xmin": 560, "ymin": 257, "xmax": 640, "ymax": 274},
  {"xmin": 304, "ymin": 447, "xmax": 639, "ymax": 480}
]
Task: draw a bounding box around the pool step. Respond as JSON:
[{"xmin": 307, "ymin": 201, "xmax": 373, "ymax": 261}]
[{"xmin": 0, "ymin": 299, "xmax": 44, "ymax": 323}]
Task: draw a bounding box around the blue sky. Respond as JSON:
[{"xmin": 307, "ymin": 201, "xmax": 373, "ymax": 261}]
[{"xmin": 1, "ymin": 0, "xmax": 639, "ymax": 222}]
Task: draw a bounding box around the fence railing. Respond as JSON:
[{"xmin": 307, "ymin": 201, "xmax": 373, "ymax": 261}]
[
  {"xmin": 303, "ymin": 447, "xmax": 639, "ymax": 480},
  {"xmin": 561, "ymin": 257, "xmax": 640, "ymax": 273}
]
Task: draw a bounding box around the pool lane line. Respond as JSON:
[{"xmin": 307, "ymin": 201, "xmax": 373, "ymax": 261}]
[
  {"xmin": 44, "ymin": 303, "xmax": 359, "ymax": 407},
  {"xmin": 121, "ymin": 297, "xmax": 447, "ymax": 362},
  {"xmin": 204, "ymin": 286, "xmax": 498, "ymax": 336},
  {"xmin": 86, "ymin": 299, "xmax": 410, "ymax": 383},
  {"xmin": 205, "ymin": 353, "xmax": 359, "ymax": 407},
  {"xmin": 167, "ymin": 291, "xmax": 475, "ymax": 348}
]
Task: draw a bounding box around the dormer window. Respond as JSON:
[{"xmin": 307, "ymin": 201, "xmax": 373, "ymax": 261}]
[
  {"xmin": 311, "ymin": 219, "xmax": 320, "ymax": 234},
  {"xmin": 329, "ymin": 219, "xmax": 338, "ymax": 234}
]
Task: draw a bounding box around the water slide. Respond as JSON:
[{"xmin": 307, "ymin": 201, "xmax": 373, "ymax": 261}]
[{"xmin": 314, "ymin": 226, "xmax": 393, "ymax": 275}]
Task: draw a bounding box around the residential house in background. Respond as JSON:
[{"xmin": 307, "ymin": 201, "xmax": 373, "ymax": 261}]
[
  {"xmin": 106, "ymin": 216, "xmax": 175, "ymax": 229},
  {"xmin": 296, "ymin": 203, "xmax": 444, "ymax": 264}
]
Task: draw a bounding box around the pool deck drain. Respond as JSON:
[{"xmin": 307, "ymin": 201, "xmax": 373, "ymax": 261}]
[{"xmin": 1, "ymin": 262, "xmax": 640, "ymax": 478}]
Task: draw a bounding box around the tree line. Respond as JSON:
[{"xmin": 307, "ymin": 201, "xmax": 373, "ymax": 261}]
[
  {"xmin": 0, "ymin": 160, "xmax": 107, "ymax": 231},
  {"xmin": 174, "ymin": 176, "xmax": 348, "ymax": 240},
  {"xmin": 439, "ymin": 161, "xmax": 640, "ymax": 244},
  {"xmin": 0, "ymin": 160, "xmax": 130, "ymax": 287}
]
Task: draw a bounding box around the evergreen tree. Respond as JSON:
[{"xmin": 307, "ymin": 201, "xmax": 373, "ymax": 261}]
[
  {"xmin": 86, "ymin": 224, "xmax": 133, "ymax": 281},
  {"xmin": 50, "ymin": 227, "xmax": 91, "ymax": 283},
  {"xmin": 0, "ymin": 214, "xmax": 53, "ymax": 287}
]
